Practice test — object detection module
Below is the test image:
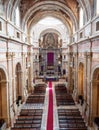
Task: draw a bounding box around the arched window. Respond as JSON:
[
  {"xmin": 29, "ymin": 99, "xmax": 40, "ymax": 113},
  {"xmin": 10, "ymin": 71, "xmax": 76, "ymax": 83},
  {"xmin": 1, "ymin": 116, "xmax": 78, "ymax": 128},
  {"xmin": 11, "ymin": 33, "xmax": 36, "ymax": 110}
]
[
  {"xmin": 96, "ymin": 0, "xmax": 99, "ymax": 14},
  {"xmin": 79, "ymin": 7, "xmax": 84, "ymax": 29},
  {"xmin": 15, "ymin": 6, "xmax": 20, "ymax": 27}
]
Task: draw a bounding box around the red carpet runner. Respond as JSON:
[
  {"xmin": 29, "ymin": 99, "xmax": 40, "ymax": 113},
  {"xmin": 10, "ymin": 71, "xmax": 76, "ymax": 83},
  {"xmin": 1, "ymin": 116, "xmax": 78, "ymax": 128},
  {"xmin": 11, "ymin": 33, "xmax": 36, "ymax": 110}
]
[{"xmin": 47, "ymin": 81, "xmax": 53, "ymax": 130}]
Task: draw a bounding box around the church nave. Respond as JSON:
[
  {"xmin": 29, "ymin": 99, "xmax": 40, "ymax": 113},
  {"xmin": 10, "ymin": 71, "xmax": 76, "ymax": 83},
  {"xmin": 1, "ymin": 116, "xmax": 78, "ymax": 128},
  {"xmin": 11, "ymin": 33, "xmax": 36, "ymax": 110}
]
[
  {"xmin": 10, "ymin": 80, "xmax": 88, "ymax": 130},
  {"xmin": 0, "ymin": 0, "xmax": 99, "ymax": 130}
]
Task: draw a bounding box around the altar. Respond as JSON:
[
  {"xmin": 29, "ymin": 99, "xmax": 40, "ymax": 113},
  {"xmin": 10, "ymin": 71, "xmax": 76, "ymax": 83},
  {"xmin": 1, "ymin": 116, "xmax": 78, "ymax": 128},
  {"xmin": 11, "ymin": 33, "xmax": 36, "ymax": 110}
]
[{"xmin": 45, "ymin": 76, "xmax": 58, "ymax": 81}]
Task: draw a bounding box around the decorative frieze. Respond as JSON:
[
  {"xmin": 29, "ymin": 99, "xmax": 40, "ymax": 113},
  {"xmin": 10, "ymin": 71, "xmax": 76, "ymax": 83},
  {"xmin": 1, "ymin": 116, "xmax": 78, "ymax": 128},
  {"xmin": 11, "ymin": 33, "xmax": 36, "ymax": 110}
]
[
  {"xmin": 73, "ymin": 52, "xmax": 78, "ymax": 57},
  {"xmin": 6, "ymin": 52, "xmax": 12, "ymax": 59},
  {"xmin": 87, "ymin": 52, "xmax": 93, "ymax": 58},
  {"xmin": 69, "ymin": 52, "xmax": 73, "ymax": 57},
  {"xmin": 27, "ymin": 52, "xmax": 31, "ymax": 56},
  {"xmin": 12, "ymin": 52, "xmax": 15, "ymax": 57},
  {"xmin": 21, "ymin": 52, "xmax": 26, "ymax": 56},
  {"xmin": 84, "ymin": 52, "xmax": 93, "ymax": 58},
  {"xmin": 6, "ymin": 52, "xmax": 15, "ymax": 58}
]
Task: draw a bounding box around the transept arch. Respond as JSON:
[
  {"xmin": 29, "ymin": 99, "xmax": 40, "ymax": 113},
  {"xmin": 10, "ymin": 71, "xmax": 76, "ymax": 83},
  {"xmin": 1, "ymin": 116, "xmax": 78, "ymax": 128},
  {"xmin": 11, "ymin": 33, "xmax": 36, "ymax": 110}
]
[
  {"xmin": 39, "ymin": 29, "xmax": 62, "ymax": 41},
  {"xmin": 28, "ymin": 12, "xmax": 72, "ymax": 36},
  {"xmin": 30, "ymin": 18, "xmax": 70, "ymax": 47}
]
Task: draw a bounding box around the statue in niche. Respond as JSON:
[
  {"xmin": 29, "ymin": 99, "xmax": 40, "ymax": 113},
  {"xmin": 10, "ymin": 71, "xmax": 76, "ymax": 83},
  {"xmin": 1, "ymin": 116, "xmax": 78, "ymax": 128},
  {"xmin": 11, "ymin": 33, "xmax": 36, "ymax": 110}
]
[{"xmin": 46, "ymin": 33, "xmax": 55, "ymax": 47}]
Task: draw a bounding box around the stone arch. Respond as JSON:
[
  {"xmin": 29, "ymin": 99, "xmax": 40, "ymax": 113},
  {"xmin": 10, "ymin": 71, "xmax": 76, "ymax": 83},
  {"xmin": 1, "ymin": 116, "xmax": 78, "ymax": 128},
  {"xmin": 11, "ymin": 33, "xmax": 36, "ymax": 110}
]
[
  {"xmin": 91, "ymin": 67, "xmax": 99, "ymax": 121},
  {"xmin": 38, "ymin": 28, "xmax": 62, "ymax": 48},
  {"xmin": 29, "ymin": 14, "xmax": 71, "ymax": 36},
  {"xmin": 15, "ymin": 62, "xmax": 22, "ymax": 101},
  {"xmin": 0, "ymin": 67, "xmax": 9, "ymax": 125},
  {"xmin": 78, "ymin": 62, "xmax": 84, "ymax": 97},
  {"xmin": 11, "ymin": 0, "xmax": 20, "ymax": 23},
  {"xmin": 31, "ymin": 24, "xmax": 68, "ymax": 47},
  {"xmin": 6, "ymin": 0, "xmax": 14, "ymax": 20},
  {"xmin": 39, "ymin": 28, "xmax": 61, "ymax": 39}
]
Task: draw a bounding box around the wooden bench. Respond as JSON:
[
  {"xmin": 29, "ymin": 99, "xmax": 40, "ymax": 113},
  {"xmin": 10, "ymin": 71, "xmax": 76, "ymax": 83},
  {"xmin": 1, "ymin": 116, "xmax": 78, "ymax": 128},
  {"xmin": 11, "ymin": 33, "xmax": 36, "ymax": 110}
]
[{"xmin": 58, "ymin": 109, "xmax": 88, "ymax": 130}]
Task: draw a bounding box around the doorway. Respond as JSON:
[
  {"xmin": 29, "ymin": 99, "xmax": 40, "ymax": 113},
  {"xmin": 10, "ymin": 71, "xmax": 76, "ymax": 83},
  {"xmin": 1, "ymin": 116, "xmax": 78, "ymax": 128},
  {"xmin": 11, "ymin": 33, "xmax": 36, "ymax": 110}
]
[
  {"xmin": 15, "ymin": 63, "xmax": 22, "ymax": 103},
  {"xmin": 0, "ymin": 68, "xmax": 8, "ymax": 124},
  {"xmin": 92, "ymin": 68, "xmax": 99, "ymax": 119}
]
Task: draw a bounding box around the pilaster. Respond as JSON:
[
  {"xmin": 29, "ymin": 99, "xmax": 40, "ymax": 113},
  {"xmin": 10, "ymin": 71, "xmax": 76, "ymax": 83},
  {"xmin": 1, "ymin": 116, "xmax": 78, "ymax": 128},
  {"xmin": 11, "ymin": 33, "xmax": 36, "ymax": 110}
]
[
  {"xmin": 73, "ymin": 52, "xmax": 78, "ymax": 101},
  {"xmin": 68, "ymin": 52, "xmax": 73, "ymax": 93},
  {"xmin": 6, "ymin": 51, "xmax": 12, "ymax": 127},
  {"xmin": 83, "ymin": 51, "xmax": 93, "ymax": 125},
  {"xmin": 87, "ymin": 52, "xmax": 93, "ymax": 125},
  {"xmin": 21, "ymin": 52, "xmax": 27, "ymax": 100},
  {"xmin": 84, "ymin": 52, "xmax": 87, "ymax": 101},
  {"xmin": 27, "ymin": 48, "xmax": 33, "ymax": 93}
]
